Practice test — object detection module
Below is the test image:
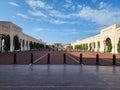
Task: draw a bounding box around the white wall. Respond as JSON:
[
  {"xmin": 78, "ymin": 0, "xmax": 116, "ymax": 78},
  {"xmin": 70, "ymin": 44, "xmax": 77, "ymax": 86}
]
[{"xmin": 0, "ymin": 21, "xmax": 46, "ymax": 52}]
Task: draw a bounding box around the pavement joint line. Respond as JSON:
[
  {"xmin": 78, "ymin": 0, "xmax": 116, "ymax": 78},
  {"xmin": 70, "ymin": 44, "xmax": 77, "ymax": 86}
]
[
  {"xmin": 66, "ymin": 54, "xmax": 80, "ymax": 63},
  {"xmin": 33, "ymin": 53, "xmax": 48, "ymax": 64}
]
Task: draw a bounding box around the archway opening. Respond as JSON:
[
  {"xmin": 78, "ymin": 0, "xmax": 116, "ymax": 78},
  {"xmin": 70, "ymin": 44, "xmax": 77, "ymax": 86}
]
[
  {"xmin": 92, "ymin": 42, "xmax": 95, "ymax": 51},
  {"xmin": 105, "ymin": 38, "xmax": 112, "ymax": 52},
  {"xmin": 4, "ymin": 35, "xmax": 10, "ymax": 51},
  {"xmin": 13, "ymin": 35, "xmax": 20, "ymax": 51},
  {"xmin": 26, "ymin": 41, "xmax": 28, "ymax": 50},
  {"xmin": 22, "ymin": 40, "xmax": 25, "ymax": 50}
]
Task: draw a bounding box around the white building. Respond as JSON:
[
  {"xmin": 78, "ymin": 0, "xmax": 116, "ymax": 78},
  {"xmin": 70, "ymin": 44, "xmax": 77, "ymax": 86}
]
[
  {"xmin": 71, "ymin": 24, "xmax": 120, "ymax": 54},
  {"xmin": 0, "ymin": 21, "xmax": 46, "ymax": 52}
]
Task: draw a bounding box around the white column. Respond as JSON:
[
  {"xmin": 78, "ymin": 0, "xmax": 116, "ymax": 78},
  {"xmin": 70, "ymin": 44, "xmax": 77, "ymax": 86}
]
[
  {"xmin": 91, "ymin": 43, "xmax": 94, "ymax": 51},
  {"xmin": 24, "ymin": 40, "xmax": 26, "ymax": 51},
  {"xmin": 28, "ymin": 41, "xmax": 30, "ymax": 50},
  {"xmin": 10, "ymin": 35, "xmax": 13, "ymax": 52},
  {"xmin": 99, "ymin": 40, "xmax": 105, "ymax": 52},
  {"xmin": 73, "ymin": 45, "xmax": 75, "ymax": 49},
  {"xmin": 2, "ymin": 39, "xmax": 5, "ymax": 52},
  {"xmin": 111, "ymin": 37, "xmax": 115, "ymax": 54},
  {"xmin": 95, "ymin": 42, "xmax": 97, "ymax": 52}
]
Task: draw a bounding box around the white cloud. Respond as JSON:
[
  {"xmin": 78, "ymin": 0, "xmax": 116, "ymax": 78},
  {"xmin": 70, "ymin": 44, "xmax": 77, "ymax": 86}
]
[
  {"xmin": 49, "ymin": 10, "xmax": 67, "ymax": 18},
  {"xmin": 84, "ymin": 30, "xmax": 100, "ymax": 33},
  {"xmin": 91, "ymin": 0, "xmax": 97, "ymax": 3},
  {"xmin": 99, "ymin": 2, "xmax": 107, "ymax": 9},
  {"xmin": 78, "ymin": 6, "xmax": 120, "ymax": 25},
  {"xmin": 49, "ymin": 10, "xmax": 77, "ymax": 19},
  {"xmin": 50, "ymin": 19, "xmax": 67, "ymax": 24},
  {"xmin": 28, "ymin": 10, "xmax": 47, "ymax": 17},
  {"xmin": 63, "ymin": 4, "xmax": 71, "ymax": 8},
  {"xmin": 17, "ymin": 13, "xmax": 29, "ymax": 19},
  {"xmin": 63, "ymin": 0, "xmax": 73, "ymax": 9},
  {"xmin": 77, "ymin": 5, "xmax": 82, "ymax": 10},
  {"xmin": 26, "ymin": 0, "xmax": 52, "ymax": 10},
  {"xmin": 26, "ymin": 0, "xmax": 120, "ymax": 26},
  {"xmin": 50, "ymin": 19, "xmax": 79, "ymax": 25},
  {"xmin": 63, "ymin": 29, "xmax": 80, "ymax": 35},
  {"xmin": 8, "ymin": 2, "xmax": 20, "ymax": 7},
  {"xmin": 35, "ymin": 28, "xmax": 44, "ymax": 32},
  {"xmin": 12, "ymin": 16, "xmax": 16, "ymax": 18},
  {"xmin": 71, "ymin": 6, "xmax": 75, "ymax": 10},
  {"xmin": 66, "ymin": 0, "xmax": 72, "ymax": 4}
]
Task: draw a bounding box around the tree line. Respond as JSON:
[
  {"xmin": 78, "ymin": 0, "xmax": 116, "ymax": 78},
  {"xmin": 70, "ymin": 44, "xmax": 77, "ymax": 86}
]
[{"xmin": 66, "ymin": 38, "xmax": 120, "ymax": 53}]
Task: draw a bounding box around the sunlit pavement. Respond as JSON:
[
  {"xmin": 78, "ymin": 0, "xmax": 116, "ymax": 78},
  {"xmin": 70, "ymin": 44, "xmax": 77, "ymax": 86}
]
[{"xmin": 0, "ymin": 65, "xmax": 120, "ymax": 90}]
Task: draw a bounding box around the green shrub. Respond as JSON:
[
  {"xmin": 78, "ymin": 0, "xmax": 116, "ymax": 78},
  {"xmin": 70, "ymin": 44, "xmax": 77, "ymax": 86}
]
[
  {"xmin": 13, "ymin": 35, "xmax": 20, "ymax": 50},
  {"xmin": 107, "ymin": 40, "xmax": 112, "ymax": 52},
  {"xmin": 117, "ymin": 38, "xmax": 120, "ymax": 53},
  {"xmin": 89, "ymin": 43, "xmax": 92, "ymax": 51},
  {"xmin": 67, "ymin": 45, "xmax": 73, "ymax": 49},
  {"xmin": 75, "ymin": 45, "xmax": 80, "ymax": 50},
  {"xmin": 85, "ymin": 44, "xmax": 88, "ymax": 51}
]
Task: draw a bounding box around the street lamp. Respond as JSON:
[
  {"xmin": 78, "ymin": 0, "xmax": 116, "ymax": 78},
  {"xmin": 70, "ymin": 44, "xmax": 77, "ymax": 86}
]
[{"xmin": 0, "ymin": 34, "xmax": 6, "ymax": 53}]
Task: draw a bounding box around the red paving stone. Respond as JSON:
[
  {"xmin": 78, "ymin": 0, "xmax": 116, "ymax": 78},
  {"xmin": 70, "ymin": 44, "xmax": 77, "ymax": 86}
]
[{"xmin": 0, "ymin": 50, "xmax": 120, "ymax": 66}]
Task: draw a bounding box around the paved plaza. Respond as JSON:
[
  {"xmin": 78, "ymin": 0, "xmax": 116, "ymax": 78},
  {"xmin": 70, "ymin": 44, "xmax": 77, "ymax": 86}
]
[{"xmin": 0, "ymin": 65, "xmax": 120, "ymax": 90}]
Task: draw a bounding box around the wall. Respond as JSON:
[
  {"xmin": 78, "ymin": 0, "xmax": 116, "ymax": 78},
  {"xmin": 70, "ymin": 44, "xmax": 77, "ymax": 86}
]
[
  {"xmin": 0, "ymin": 21, "xmax": 46, "ymax": 52},
  {"xmin": 71, "ymin": 24, "xmax": 120, "ymax": 54}
]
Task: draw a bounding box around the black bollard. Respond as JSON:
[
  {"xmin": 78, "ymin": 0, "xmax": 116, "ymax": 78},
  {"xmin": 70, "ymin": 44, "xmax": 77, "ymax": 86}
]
[
  {"xmin": 96, "ymin": 54, "xmax": 99, "ymax": 65},
  {"xmin": 113, "ymin": 54, "xmax": 116, "ymax": 65},
  {"xmin": 63, "ymin": 53, "xmax": 66, "ymax": 64},
  {"xmin": 13, "ymin": 53, "xmax": 17, "ymax": 64},
  {"xmin": 80, "ymin": 54, "xmax": 82, "ymax": 64},
  {"xmin": 31, "ymin": 53, "xmax": 33, "ymax": 64},
  {"xmin": 47, "ymin": 53, "xmax": 50, "ymax": 64}
]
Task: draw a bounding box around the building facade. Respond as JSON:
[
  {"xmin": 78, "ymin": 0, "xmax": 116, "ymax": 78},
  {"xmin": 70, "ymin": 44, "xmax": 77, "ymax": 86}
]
[
  {"xmin": 71, "ymin": 24, "xmax": 120, "ymax": 54},
  {"xmin": 0, "ymin": 21, "xmax": 46, "ymax": 52}
]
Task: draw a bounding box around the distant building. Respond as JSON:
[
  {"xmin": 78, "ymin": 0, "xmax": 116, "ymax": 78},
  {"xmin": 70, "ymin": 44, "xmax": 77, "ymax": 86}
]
[
  {"xmin": 0, "ymin": 21, "xmax": 46, "ymax": 52},
  {"xmin": 63, "ymin": 44, "xmax": 71, "ymax": 48},
  {"xmin": 71, "ymin": 24, "xmax": 120, "ymax": 54},
  {"xmin": 54, "ymin": 43, "xmax": 63, "ymax": 51}
]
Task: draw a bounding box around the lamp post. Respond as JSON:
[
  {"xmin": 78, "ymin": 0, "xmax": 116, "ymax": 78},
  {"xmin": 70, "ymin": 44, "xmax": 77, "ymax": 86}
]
[{"xmin": 0, "ymin": 34, "xmax": 6, "ymax": 53}]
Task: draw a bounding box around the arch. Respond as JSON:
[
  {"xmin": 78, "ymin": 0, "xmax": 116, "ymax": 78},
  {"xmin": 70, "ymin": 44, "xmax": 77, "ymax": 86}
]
[
  {"xmin": 92, "ymin": 42, "xmax": 95, "ymax": 51},
  {"xmin": 13, "ymin": 35, "xmax": 20, "ymax": 51},
  {"xmin": 22, "ymin": 39, "xmax": 25, "ymax": 50},
  {"xmin": 29, "ymin": 41, "xmax": 33, "ymax": 50},
  {"xmin": 4, "ymin": 34, "xmax": 10, "ymax": 51},
  {"xmin": 104, "ymin": 37, "xmax": 112, "ymax": 52}
]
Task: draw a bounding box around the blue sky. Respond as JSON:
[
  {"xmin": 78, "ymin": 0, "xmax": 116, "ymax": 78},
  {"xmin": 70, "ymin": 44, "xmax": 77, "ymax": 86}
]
[{"xmin": 0, "ymin": 0, "xmax": 120, "ymax": 44}]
